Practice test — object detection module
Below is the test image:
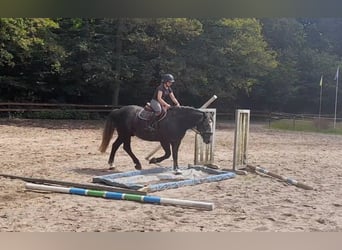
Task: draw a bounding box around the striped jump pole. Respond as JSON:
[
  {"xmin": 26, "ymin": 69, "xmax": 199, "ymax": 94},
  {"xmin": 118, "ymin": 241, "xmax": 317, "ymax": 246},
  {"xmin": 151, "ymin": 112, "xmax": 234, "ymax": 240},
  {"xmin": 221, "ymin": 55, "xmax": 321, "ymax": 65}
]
[
  {"xmin": 25, "ymin": 183, "xmax": 215, "ymax": 210},
  {"xmin": 246, "ymin": 165, "xmax": 313, "ymax": 190}
]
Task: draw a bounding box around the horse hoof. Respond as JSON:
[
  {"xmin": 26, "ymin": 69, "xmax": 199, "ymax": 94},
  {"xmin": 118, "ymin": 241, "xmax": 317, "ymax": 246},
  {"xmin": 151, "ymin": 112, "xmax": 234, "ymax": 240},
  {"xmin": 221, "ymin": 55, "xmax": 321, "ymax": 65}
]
[
  {"xmin": 173, "ymin": 169, "xmax": 182, "ymax": 175},
  {"xmin": 149, "ymin": 158, "xmax": 157, "ymax": 164},
  {"xmin": 135, "ymin": 164, "xmax": 142, "ymax": 170}
]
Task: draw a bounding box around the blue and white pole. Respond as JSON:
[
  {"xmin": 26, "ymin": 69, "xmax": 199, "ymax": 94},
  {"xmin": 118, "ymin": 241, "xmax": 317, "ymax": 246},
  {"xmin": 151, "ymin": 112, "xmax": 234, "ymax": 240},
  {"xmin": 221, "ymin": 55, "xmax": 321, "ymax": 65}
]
[{"xmin": 25, "ymin": 183, "xmax": 215, "ymax": 210}]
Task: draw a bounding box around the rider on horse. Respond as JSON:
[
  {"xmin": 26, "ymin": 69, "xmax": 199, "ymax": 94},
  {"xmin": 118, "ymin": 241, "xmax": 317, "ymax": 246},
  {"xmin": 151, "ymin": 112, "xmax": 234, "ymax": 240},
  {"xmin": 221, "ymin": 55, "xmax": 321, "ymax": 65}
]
[{"xmin": 147, "ymin": 73, "xmax": 181, "ymax": 131}]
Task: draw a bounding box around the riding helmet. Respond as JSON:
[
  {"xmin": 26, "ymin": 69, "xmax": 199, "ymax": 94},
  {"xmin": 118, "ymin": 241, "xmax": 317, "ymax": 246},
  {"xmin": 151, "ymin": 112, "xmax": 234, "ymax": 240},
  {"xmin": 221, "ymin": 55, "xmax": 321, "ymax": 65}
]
[{"xmin": 161, "ymin": 74, "xmax": 175, "ymax": 83}]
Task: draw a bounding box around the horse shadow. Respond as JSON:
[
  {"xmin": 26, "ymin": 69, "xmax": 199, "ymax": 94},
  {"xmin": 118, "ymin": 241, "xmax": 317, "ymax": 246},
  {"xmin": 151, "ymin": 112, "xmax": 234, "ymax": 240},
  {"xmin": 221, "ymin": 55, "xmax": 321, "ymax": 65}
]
[{"xmin": 72, "ymin": 167, "xmax": 123, "ymax": 176}]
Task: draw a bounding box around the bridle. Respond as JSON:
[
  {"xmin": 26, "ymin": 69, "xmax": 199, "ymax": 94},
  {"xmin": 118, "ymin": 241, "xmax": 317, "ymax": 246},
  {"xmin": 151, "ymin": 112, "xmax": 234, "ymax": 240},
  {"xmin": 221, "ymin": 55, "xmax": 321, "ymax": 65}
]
[{"xmin": 193, "ymin": 113, "xmax": 213, "ymax": 137}]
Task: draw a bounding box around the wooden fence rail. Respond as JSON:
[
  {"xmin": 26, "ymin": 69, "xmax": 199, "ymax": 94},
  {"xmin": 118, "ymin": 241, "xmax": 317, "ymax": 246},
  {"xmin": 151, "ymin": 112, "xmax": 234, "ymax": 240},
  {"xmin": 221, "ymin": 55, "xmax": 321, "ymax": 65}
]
[
  {"xmin": 0, "ymin": 102, "xmax": 340, "ymax": 123},
  {"xmin": 0, "ymin": 102, "xmax": 120, "ymax": 113}
]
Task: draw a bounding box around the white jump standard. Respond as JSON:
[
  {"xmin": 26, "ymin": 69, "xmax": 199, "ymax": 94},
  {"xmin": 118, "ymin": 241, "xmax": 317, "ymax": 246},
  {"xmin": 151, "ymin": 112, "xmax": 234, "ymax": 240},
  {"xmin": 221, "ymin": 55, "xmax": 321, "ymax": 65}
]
[
  {"xmin": 230, "ymin": 109, "xmax": 313, "ymax": 190},
  {"xmin": 232, "ymin": 109, "xmax": 250, "ymax": 173}
]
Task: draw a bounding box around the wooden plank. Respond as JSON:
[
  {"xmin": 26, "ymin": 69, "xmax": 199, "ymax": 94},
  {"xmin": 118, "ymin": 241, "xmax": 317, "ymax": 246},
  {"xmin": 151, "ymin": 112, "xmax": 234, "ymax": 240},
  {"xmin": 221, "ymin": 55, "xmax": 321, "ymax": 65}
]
[
  {"xmin": 0, "ymin": 102, "xmax": 119, "ymax": 108},
  {"xmin": 246, "ymin": 165, "xmax": 313, "ymax": 190},
  {"xmin": 0, "ymin": 108, "xmax": 114, "ymax": 112},
  {"xmin": 0, "ymin": 103, "xmax": 121, "ymax": 114},
  {"xmin": 0, "ymin": 173, "xmax": 147, "ymax": 195}
]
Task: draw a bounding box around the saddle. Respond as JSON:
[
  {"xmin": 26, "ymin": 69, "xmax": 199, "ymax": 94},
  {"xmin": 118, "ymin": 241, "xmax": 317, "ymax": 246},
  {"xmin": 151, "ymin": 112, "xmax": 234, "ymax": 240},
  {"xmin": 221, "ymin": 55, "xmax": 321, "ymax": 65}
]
[{"xmin": 137, "ymin": 102, "xmax": 166, "ymax": 121}]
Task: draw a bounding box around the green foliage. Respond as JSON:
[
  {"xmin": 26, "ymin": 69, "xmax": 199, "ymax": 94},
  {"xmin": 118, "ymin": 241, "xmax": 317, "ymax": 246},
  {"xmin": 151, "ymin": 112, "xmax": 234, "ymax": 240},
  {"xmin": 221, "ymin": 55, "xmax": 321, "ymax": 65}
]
[
  {"xmin": 177, "ymin": 18, "xmax": 277, "ymax": 109},
  {"xmin": 0, "ymin": 18, "xmax": 59, "ymax": 67},
  {"xmin": 1, "ymin": 18, "xmax": 342, "ymax": 116},
  {"xmin": 251, "ymin": 18, "xmax": 342, "ymax": 113},
  {"xmin": 0, "ymin": 18, "xmax": 65, "ymax": 102}
]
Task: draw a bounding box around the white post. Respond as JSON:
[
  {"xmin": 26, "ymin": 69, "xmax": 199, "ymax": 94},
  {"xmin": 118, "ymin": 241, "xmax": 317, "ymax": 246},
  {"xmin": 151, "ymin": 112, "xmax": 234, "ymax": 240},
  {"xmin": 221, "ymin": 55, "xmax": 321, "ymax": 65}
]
[
  {"xmin": 233, "ymin": 109, "xmax": 250, "ymax": 172},
  {"xmin": 334, "ymin": 67, "xmax": 339, "ymax": 129},
  {"xmin": 318, "ymin": 75, "xmax": 323, "ymax": 129}
]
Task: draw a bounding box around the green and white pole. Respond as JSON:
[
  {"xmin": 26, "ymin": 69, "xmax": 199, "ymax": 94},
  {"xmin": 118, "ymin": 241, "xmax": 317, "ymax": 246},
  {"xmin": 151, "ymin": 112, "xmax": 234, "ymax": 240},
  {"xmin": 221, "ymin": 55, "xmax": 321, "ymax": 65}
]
[{"xmin": 25, "ymin": 183, "xmax": 214, "ymax": 210}]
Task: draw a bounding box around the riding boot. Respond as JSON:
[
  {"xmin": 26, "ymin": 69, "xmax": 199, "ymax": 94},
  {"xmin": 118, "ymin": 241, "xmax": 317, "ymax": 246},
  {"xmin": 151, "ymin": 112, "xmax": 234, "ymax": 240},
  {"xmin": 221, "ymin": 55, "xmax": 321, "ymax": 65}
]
[{"xmin": 146, "ymin": 114, "xmax": 159, "ymax": 132}]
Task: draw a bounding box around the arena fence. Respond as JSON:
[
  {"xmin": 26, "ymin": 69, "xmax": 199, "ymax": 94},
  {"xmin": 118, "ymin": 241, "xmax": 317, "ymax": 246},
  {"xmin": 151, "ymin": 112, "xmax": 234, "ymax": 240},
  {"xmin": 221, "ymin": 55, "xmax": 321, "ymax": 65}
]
[
  {"xmin": 1, "ymin": 102, "xmax": 341, "ymax": 127},
  {"xmin": 0, "ymin": 102, "xmax": 120, "ymax": 119}
]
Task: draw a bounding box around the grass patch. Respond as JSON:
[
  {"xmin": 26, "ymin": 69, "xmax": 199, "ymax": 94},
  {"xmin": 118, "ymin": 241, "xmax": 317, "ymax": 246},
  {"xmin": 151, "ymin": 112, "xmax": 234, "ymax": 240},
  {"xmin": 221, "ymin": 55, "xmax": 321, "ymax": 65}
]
[{"xmin": 270, "ymin": 118, "xmax": 342, "ymax": 135}]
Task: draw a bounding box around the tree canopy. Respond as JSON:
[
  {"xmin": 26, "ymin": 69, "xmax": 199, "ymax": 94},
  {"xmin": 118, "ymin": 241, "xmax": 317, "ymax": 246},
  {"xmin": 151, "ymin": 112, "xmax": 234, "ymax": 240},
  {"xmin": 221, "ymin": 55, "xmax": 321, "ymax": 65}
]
[{"xmin": 0, "ymin": 18, "xmax": 341, "ymax": 115}]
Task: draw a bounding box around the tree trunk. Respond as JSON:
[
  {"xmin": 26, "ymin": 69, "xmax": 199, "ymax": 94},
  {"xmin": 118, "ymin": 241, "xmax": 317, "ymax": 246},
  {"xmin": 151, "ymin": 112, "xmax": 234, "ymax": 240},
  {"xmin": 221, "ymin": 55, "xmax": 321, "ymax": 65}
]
[
  {"xmin": 112, "ymin": 80, "xmax": 121, "ymax": 106},
  {"xmin": 112, "ymin": 18, "xmax": 123, "ymax": 106}
]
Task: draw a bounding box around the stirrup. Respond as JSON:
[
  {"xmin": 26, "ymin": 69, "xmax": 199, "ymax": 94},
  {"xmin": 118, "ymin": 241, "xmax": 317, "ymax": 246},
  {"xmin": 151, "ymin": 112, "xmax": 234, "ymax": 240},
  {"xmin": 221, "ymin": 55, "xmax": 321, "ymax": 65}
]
[
  {"xmin": 145, "ymin": 123, "xmax": 156, "ymax": 132},
  {"xmin": 146, "ymin": 126, "xmax": 155, "ymax": 132}
]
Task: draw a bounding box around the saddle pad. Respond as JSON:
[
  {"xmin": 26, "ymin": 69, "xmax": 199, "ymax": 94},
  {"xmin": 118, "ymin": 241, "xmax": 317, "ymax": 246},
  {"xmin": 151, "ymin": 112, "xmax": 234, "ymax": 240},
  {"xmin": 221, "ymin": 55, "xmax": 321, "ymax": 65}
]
[{"xmin": 137, "ymin": 109, "xmax": 154, "ymax": 121}]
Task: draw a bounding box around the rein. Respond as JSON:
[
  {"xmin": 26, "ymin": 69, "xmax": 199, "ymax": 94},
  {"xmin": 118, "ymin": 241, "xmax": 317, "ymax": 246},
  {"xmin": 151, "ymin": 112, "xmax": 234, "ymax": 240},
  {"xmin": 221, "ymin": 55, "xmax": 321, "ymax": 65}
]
[
  {"xmin": 193, "ymin": 128, "xmax": 213, "ymax": 136},
  {"xmin": 193, "ymin": 113, "xmax": 213, "ymax": 136}
]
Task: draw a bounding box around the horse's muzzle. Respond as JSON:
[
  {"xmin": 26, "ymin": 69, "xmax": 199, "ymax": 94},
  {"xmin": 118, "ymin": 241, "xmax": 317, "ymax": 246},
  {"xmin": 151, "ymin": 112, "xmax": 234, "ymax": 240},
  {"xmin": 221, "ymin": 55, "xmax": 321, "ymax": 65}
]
[{"xmin": 201, "ymin": 131, "xmax": 213, "ymax": 144}]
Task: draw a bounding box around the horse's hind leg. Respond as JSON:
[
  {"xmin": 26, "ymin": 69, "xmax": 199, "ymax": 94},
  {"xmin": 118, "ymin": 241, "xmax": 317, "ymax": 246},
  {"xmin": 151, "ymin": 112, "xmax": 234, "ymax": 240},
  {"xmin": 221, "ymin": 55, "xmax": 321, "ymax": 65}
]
[
  {"xmin": 108, "ymin": 136, "xmax": 124, "ymax": 168},
  {"xmin": 149, "ymin": 141, "xmax": 171, "ymax": 165},
  {"xmin": 122, "ymin": 137, "xmax": 142, "ymax": 170}
]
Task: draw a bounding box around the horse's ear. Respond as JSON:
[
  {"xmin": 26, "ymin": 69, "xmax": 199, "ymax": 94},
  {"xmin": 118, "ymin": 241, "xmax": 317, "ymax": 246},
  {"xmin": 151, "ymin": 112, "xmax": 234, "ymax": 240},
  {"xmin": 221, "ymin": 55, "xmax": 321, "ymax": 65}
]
[{"xmin": 204, "ymin": 112, "xmax": 213, "ymax": 121}]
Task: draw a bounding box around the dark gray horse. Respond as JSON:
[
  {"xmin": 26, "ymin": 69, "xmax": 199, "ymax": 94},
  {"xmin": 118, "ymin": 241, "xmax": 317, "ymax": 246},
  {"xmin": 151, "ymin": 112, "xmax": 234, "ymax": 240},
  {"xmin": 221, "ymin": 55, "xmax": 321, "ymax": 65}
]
[{"xmin": 99, "ymin": 105, "xmax": 213, "ymax": 172}]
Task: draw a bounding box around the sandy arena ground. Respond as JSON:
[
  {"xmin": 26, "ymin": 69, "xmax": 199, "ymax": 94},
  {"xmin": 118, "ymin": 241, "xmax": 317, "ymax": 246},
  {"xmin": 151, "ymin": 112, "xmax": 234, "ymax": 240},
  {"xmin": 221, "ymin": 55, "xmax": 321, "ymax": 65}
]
[{"xmin": 0, "ymin": 118, "xmax": 341, "ymax": 232}]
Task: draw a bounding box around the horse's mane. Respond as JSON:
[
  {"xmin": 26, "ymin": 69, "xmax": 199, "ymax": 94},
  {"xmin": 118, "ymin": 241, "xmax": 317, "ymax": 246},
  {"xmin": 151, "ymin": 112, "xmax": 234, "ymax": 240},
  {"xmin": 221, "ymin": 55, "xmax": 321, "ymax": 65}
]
[
  {"xmin": 169, "ymin": 106, "xmax": 197, "ymax": 112},
  {"xmin": 167, "ymin": 106, "xmax": 204, "ymax": 119}
]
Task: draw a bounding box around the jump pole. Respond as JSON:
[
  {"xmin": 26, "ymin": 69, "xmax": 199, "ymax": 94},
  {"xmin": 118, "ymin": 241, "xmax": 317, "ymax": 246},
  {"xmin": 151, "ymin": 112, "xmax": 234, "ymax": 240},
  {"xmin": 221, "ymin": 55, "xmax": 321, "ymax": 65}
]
[
  {"xmin": 0, "ymin": 173, "xmax": 146, "ymax": 195},
  {"xmin": 246, "ymin": 165, "xmax": 313, "ymax": 190},
  {"xmin": 145, "ymin": 95, "xmax": 218, "ymax": 161},
  {"xmin": 25, "ymin": 183, "xmax": 215, "ymax": 210}
]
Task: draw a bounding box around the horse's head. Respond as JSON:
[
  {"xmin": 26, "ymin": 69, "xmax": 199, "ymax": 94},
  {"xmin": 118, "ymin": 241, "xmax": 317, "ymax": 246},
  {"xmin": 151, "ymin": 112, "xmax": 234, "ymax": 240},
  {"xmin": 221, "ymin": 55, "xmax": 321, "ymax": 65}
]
[{"xmin": 195, "ymin": 112, "xmax": 213, "ymax": 144}]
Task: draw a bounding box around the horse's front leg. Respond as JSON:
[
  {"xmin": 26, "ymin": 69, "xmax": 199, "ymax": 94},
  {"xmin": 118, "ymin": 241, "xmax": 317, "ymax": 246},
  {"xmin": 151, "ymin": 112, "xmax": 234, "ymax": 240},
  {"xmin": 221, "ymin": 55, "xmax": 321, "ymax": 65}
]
[
  {"xmin": 171, "ymin": 140, "xmax": 182, "ymax": 174},
  {"xmin": 149, "ymin": 141, "xmax": 171, "ymax": 165},
  {"xmin": 122, "ymin": 137, "xmax": 142, "ymax": 170},
  {"xmin": 108, "ymin": 136, "xmax": 124, "ymax": 169}
]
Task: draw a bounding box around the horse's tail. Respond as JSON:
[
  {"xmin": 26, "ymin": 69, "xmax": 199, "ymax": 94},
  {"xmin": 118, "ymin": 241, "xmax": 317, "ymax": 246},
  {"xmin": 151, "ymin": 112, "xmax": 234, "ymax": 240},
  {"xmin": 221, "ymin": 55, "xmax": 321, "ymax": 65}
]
[{"xmin": 99, "ymin": 110, "xmax": 118, "ymax": 153}]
